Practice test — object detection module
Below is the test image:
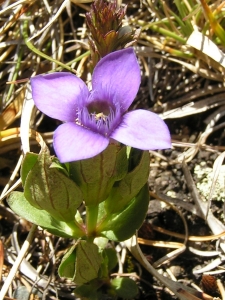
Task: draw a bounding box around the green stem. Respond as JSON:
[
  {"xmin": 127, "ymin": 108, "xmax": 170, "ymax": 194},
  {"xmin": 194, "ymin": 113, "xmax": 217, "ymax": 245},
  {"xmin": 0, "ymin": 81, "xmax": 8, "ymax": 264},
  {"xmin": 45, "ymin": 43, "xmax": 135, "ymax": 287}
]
[
  {"xmin": 54, "ymin": 51, "xmax": 90, "ymax": 71},
  {"xmin": 86, "ymin": 205, "xmax": 99, "ymax": 240}
]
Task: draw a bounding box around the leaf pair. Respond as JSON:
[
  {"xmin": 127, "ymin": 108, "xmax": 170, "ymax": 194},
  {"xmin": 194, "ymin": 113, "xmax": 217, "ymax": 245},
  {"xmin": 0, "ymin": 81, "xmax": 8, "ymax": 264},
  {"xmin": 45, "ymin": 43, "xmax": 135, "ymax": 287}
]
[{"xmin": 8, "ymin": 149, "xmax": 85, "ymax": 238}]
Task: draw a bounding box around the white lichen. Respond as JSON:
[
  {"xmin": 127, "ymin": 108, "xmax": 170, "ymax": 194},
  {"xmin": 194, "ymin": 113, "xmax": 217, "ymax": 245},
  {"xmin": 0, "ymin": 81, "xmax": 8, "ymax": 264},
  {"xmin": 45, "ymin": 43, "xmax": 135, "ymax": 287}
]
[{"xmin": 194, "ymin": 163, "xmax": 225, "ymax": 201}]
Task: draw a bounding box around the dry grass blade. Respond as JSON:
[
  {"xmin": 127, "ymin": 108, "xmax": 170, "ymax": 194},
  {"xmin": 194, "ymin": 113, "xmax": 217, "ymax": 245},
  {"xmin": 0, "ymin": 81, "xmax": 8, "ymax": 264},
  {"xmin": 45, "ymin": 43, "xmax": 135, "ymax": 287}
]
[
  {"xmin": 152, "ymin": 225, "xmax": 225, "ymax": 242},
  {"xmin": 139, "ymin": 193, "xmax": 188, "ymax": 267},
  {"xmin": 193, "ymin": 257, "xmax": 225, "ymax": 274},
  {"xmin": 138, "ymin": 238, "xmax": 184, "ymax": 249},
  {"xmin": 0, "ymin": 240, "xmax": 4, "ymax": 282},
  {"xmin": 187, "ymin": 31, "xmax": 225, "ymax": 69},
  {"xmin": 28, "ymin": 0, "xmax": 69, "ymax": 42},
  {"xmin": 177, "ymin": 289, "xmax": 213, "ymax": 300},
  {"xmin": 206, "ymin": 151, "xmax": 225, "ymax": 218},
  {"xmin": 125, "ymin": 235, "xmax": 212, "ymax": 300},
  {"xmin": 0, "ymin": 87, "xmax": 25, "ymax": 130},
  {"xmin": 217, "ymin": 279, "xmax": 225, "ymax": 300},
  {"xmin": 0, "ymin": 224, "xmax": 37, "ymax": 300},
  {"xmin": 188, "ymin": 247, "xmax": 221, "ymax": 257}
]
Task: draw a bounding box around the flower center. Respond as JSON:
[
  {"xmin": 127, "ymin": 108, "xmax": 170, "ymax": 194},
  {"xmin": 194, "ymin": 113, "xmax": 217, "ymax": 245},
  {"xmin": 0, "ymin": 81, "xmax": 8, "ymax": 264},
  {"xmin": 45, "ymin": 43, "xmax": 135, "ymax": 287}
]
[
  {"xmin": 87, "ymin": 101, "xmax": 110, "ymax": 116},
  {"xmin": 77, "ymin": 99, "xmax": 121, "ymax": 137},
  {"xmin": 93, "ymin": 112, "xmax": 107, "ymax": 122},
  {"xmin": 86, "ymin": 100, "xmax": 112, "ymax": 129}
]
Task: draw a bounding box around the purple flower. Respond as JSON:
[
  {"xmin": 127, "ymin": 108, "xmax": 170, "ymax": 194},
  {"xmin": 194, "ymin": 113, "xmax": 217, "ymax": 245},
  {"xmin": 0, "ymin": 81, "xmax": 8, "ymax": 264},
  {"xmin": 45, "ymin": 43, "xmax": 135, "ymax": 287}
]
[{"xmin": 31, "ymin": 48, "xmax": 171, "ymax": 163}]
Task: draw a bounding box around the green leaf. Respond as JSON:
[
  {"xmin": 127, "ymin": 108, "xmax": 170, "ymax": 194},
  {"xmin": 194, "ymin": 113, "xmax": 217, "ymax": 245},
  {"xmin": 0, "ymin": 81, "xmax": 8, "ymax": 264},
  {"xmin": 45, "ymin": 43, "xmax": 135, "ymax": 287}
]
[
  {"xmin": 58, "ymin": 244, "xmax": 77, "ymax": 279},
  {"xmin": 74, "ymin": 283, "xmax": 99, "ymax": 300},
  {"xmin": 97, "ymin": 184, "xmax": 149, "ymax": 241},
  {"xmin": 103, "ymin": 248, "xmax": 118, "ymax": 271},
  {"xmin": 112, "ymin": 144, "xmax": 128, "ymax": 181},
  {"xmin": 74, "ymin": 280, "xmax": 101, "ymax": 300},
  {"xmin": 128, "ymin": 147, "xmax": 147, "ymax": 171},
  {"xmin": 74, "ymin": 240, "xmax": 103, "ymax": 285},
  {"xmin": 104, "ymin": 150, "xmax": 149, "ymax": 213},
  {"xmin": 7, "ymin": 192, "xmax": 82, "ymax": 238},
  {"xmin": 69, "ymin": 143, "xmax": 127, "ymax": 206},
  {"xmin": 49, "ymin": 160, "xmax": 69, "ymax": 177},
  {"xmin": 111, "ymin": 277, "xmax": 138, "ymax": 299},
  {"xmin": 21, "ymin": 152, "xmax": 39, "ymax": 186},
  {"xmin": 59, "ymin": 240, "xmax": 103, "ymax": 285},
  {"xmin": 98, "ymin": 247, "xmax": 118, "ymax": 280},
  {"xmin": 24, "ymin": 150, "xmax": 83, "ymax": 222}
]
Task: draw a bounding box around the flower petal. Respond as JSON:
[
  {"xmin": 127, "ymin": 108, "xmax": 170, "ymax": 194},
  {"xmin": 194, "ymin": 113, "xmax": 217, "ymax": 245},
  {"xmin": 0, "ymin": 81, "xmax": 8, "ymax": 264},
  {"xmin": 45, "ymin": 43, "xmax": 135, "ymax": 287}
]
[
  {"xmin": 110, "ymin": 110, "xmax": 171, "ymax": 150},
  {"xmin": 92, "ymin": 48, "xmax": 141, "ymax": 112},
  {"xmin": 53, "ymin": 123, "xmax": 109, "ymax": 162},
  {"xmin": 31, "ymin": 72, "xmax": 89, "ymax": 122}
]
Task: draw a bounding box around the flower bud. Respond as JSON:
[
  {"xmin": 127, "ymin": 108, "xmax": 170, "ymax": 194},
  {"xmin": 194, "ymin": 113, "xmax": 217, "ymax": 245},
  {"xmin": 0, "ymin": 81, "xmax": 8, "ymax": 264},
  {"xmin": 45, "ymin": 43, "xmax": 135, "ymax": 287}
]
[{"xmin": 86, "ymin": 0, "xmax": 139, "ymax": 66}]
